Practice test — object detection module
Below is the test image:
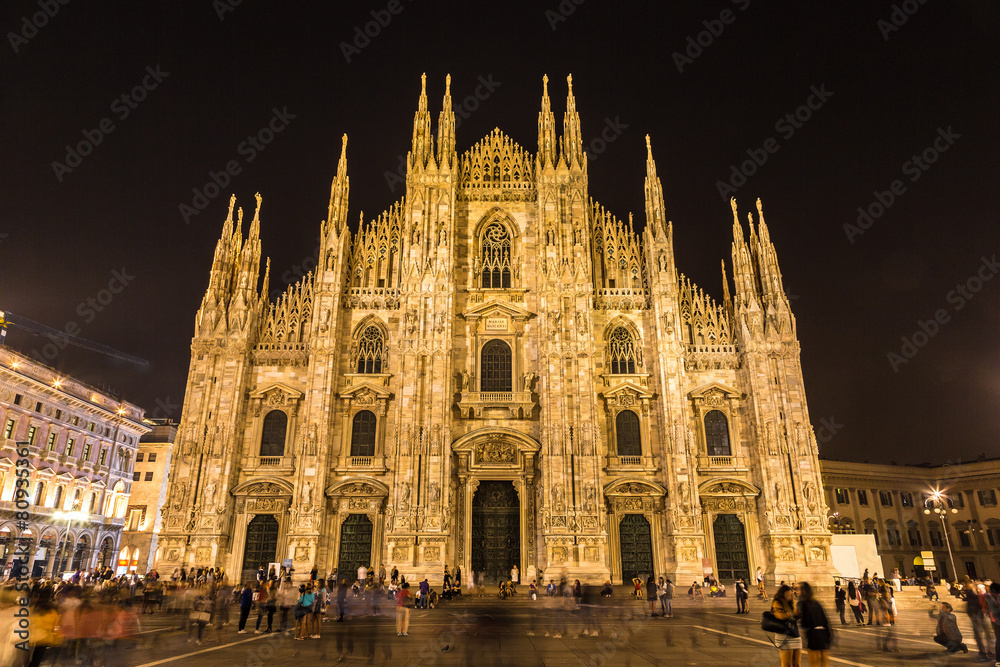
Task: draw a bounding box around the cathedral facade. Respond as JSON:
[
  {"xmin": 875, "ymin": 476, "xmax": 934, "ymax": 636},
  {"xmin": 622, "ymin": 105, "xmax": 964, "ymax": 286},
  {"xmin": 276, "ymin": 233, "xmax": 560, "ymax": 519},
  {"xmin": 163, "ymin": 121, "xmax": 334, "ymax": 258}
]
[{"xmin": 154, "ymin": 74, "xmax": 836, "ymax": 586}]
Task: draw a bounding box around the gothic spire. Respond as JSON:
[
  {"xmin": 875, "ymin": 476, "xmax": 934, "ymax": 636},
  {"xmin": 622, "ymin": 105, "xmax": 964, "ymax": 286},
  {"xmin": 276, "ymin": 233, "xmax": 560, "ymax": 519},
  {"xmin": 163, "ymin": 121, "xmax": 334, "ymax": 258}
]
[
  {"xmin": 410, "ymin": 72, "xmax": 433, "ymax": 171},
  {"xmin": 538, "ymin": 74, "xmax": 557, "ymax": 169},
  {"xmin": 325, "ymin": 134, "xmax": 350, "ymax": 237},
  {"xmin": 754, "ymin": 198, "xmax": 787, "ymax": 302},
  {"xmin": 561, "ymin": 74, "xmax": 584, "ymax": 169},
  {"xmin": 730, "ymin": 198, "xmax": 759, "ymax": 305},
  {"xmin": 437, "ymin": 74, "xmax": 456, "ymax": 169},
  {"xmin": 644, "ymin": 135, "xmax": 667, "ymax": 236}
]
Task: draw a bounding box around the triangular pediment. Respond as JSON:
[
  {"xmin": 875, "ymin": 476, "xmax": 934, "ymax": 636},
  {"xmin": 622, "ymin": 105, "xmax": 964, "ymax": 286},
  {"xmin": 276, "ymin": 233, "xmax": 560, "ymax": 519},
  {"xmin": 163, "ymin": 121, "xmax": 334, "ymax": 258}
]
[
  {"xmin": 688, "ymin": 381, "xmax": 742, "ymax": 400},
  {"xmin": 600, "ymin": 380, "xmax": 654, "ymax": 401},
  {"xmin": 339, "ymin": 379, "xmax": 393, "ymax": 400},
  {"xmin": 249, "ymin": 382, "xmax": 304, "ymax": 402},
  {"xmin": 462, "ymin": 298, "xmax": 532, "ymax": 322}
]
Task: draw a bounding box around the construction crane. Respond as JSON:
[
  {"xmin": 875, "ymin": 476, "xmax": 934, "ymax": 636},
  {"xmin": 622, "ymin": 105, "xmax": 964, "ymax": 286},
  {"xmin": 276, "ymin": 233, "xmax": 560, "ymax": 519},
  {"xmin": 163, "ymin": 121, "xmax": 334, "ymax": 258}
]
[{"xmin": 0, "ymin": 310, "xmax": 149, "ymax": 367}]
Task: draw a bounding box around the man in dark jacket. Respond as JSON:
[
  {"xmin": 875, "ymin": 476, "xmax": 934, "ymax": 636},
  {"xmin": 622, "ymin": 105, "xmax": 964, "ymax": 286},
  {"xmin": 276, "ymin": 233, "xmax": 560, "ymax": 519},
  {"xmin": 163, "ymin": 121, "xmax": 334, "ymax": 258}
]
[
  {"xmin": 932, "ymin": 601, "xmax": 968, "ymax": 654},
  {"xmin": 237, "ymin": 582, "xmax": 254, "ymax": 633},
  {"xmin": 960, "ymin": 579, "xmax": 990, "ymax": 660},
  {"xmin": 834, "ymin": 581, "xmax": 847, "ymax": 624}
]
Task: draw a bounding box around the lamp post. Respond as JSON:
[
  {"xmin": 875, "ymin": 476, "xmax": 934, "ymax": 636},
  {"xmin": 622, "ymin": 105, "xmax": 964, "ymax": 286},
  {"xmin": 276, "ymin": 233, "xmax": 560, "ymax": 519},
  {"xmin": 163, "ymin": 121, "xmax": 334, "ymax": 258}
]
[
  {"xmin": 53, "ymin": 505, "xmax": 88, "ymax": 580},
  {"xmin": 924, "ymin": 490, "xmax": 959, "ymax": 583}
]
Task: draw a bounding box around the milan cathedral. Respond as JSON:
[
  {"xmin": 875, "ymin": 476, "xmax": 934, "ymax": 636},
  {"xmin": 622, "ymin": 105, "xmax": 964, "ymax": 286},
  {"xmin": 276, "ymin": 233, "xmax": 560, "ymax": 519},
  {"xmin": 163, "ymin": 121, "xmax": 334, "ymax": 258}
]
[{"xmin": 154, "ymin": 74, "xmax": 836, "ymax": 586}]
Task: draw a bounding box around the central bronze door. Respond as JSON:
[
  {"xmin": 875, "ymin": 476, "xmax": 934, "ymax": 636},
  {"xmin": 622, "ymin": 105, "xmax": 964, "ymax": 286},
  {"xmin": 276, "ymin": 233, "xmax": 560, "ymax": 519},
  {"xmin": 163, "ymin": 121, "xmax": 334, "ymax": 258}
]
[
  {"xmin": 619, "ymin": 514, "xmax": 654, "ymax": 583},
  {"xmin": 242, "ymin": 514, "xmax": 279, "ymax": 579},
  {"xmin": 712, "ymin": 513, "xmax": 750, "ymax": 582},
  {"xmin": 337, "ymin": 514, "xmax": 374, "ymax": 579},
  {"xmin": 471, "ymin": 481, "xmax": 520, "ymax": 585}
]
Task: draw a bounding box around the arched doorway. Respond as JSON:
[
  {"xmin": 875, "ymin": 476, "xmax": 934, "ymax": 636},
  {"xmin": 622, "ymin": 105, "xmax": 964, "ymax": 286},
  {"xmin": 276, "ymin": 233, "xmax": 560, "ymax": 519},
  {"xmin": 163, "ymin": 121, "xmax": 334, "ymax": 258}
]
[
  {"xmin": 471, "ymin": 481, "xmax": 520, "ymax": 585},
  {"xmin": 712, "ymin": 514, "xmax": 750, "ymax": 582},
  {"xmin": 242, "ymin": 515, "xmax": 279, "ymax": 578},
  {"xmin": 337, "ymin": 514, "xmax": 374, "ymax": 579},
  {"xmin": 98, "ymin": 537, "xmax": 114, "ymax": 569},
  {"xmin": 72, "ymin": 536, "xmax": 90, "ymax": 572},
  {"xmin": 619, "ymin": 514, "xmax": 653, "ymax": 583}
]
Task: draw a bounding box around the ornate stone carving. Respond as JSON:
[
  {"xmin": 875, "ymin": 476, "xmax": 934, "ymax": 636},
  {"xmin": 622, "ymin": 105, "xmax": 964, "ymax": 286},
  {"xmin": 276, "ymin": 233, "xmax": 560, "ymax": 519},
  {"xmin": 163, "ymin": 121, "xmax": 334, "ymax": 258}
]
[{"xmin": 477, "ymin": 438, "xmax": 516, "ymax": 464}]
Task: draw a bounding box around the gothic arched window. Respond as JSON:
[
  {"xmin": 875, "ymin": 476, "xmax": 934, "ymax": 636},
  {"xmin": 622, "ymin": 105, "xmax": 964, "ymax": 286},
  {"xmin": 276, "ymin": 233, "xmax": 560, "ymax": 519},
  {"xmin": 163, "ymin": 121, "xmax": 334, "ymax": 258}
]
[
  {"xmin": 350, "ymin": 410, "xmax": 377, "ymax": 457},
  {"xmin": 480, "ymin": 222, "xmax": 512, "ymax": 289},
  {"xmin": 608, "ymin": 327, "xmax": 638, "ymax": 374},
  {"xmin": 704, "ymin": 410, "xmax": 731, "ymax": 456},
  {"xmin": 260, "ymin": 410, "xmax": 288, "ymax": 457},
  {"xmin": 53, "ymin": 486, "xmax": 63, "ymax": 511},
  {"xmin": 616, "ymin": 410, "xmax": 641, "ymax": 457},
  {"xmin": 480, "ymin": 339, "xmax": 512, "ymax": 392},
  {"xmin": 34, "ymin": 482, "xmax": 45, "ymax": 506},
  {"xmin": 355, "ymin": 325, "xmax": 385, "ymax": 374}
]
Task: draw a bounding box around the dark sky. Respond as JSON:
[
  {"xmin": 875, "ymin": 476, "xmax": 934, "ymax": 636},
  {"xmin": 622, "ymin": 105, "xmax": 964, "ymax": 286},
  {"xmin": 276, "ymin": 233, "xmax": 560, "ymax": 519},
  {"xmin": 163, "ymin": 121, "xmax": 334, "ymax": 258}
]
[{"xmin": 2, "ymin": 1, "xmax": 997, "ymax": 464}]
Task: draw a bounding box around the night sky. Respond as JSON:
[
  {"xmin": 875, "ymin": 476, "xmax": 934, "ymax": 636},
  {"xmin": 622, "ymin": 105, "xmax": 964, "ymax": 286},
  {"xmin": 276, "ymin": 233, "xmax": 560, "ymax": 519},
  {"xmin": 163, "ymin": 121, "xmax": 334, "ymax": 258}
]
[{"xmin": 2, "ymin": 1, "xmax": 997, "ymax": 464}]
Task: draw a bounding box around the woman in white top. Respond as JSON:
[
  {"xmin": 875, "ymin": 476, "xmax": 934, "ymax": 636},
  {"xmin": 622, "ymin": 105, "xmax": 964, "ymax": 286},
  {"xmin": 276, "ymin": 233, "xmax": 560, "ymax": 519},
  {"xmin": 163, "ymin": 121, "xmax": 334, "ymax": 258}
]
[{"xmin": 511, "ymin": 565, "xmax": 519, "ymax": 584}]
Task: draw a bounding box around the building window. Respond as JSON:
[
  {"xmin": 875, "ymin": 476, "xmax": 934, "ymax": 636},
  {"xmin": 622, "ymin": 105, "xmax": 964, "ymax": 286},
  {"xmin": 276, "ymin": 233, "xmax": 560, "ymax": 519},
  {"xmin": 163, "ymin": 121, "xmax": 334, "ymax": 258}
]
[
  {"xmin": 834, "ymin": 488, "xmax": 850, "ymax": 505},
  {"xmin": 89, "ymin": 493, "xmax": 96, "ymax": 513},
  {"xmin": 857, "ymin": 490, "xmax": 869, "ymax": 506},
  {"xmin": 83, "ymin": 443, "xmax": 92, "ymax": 461},
  {"xmin": 66, "ymin": 439, "xmax": 75, "ymax": 457},
  {"xmin": 901, "ymin": 492, "xmax": 913, "ymax": 508},
  {"xmin": 879, "ymin": 491, "xmax": 893, "ymax": 507},
  {"xmin": 608, "ymin": 327, "xmax": 638, "ymax": 374},
  {"xmin": 987, "ymin": 527, "xmax": 1000, "ymax": 547},
  {"xmin": 34, "ymin": 401, "xmax": 42, "ymax": 412},
  {"xmin": 13, "ymin": 394, "xmax": 22, "ymax": 406},
  {"xmin": 886, "ymin": 524, "xmax": 901, "ymax": 546},
  {"xmin": 47, "ymin": 433, "xmax": 57, "ymax": 451},
  {"xmin": 930, "ymin": 528, "xmax": 944, "ymax": 547},
  {"xmin": 480, "ymin": 222, "xmax": 512, "ymax": 288},
  {"xmin": 72, "ymin": 416, "xmax": 79, "ymax": 426},
  {"xmin": 53, "ymin": 486, "xmax": 63, "ymax": 510},
  {"xmin": 27, "ymin": 426, "xmax": 38, "ymax": 446},
  {"xmin": 34, "ymin": 482, "xmax": 45, "ymax": 506},
  {"xmin": 148, "ymin": 453, "xmax": 157, "ymax": 463},
  {"xmin": 979, "ymin": 490, "xmax": 997, "ymax": 507},
  {"xmin": 355, "ymin": 326, "xmax": 386, "ymax": 374},
  {"xmin": 132, "ymin": 472, "xmax": 140, "ymax": 481},
  {"xmin": 136, "ymin": 453, "xmax": 144, "ymax": 463},
  {"xmin": 3, "ymin": 419, "xmax": 14, "ymax": 439},
  {"xmin": 99, "ymin": 449, "xmax": 107, "ymax": 465},
  {"xmin": 866, "ymin": 527, "xmax": 879, "ymax": 547},
  {"xmin": 951, "ymin": 493, "xmax": 965, "ymax": 509},
  {"xmin": 615, "ymin": 410, "xmax": 641, "ymax": 457},
  {"xmin": 907, "ymin": 527, "xmax": 922, "ymax": 547},
  {"xmin": 144, "ymin": 471, "xmax": 153, "ymax": 482},
  {"xmin": 959, "ymin": 530, "xmax": 971, "ymax": 548},
  {"xmin": 259, "ymin": 410, "xmax": 288, "ymax": 457},
  {"xmin": 480, "ymin": 339, "xmax": 512, "ymax": 392},
  {"xmin": 350, "ymin": 410, "xmax": 377, "ymax": 457},
  {"xmin": 701, "ymin": 410, "xmax": 730, "ymax": 457}
]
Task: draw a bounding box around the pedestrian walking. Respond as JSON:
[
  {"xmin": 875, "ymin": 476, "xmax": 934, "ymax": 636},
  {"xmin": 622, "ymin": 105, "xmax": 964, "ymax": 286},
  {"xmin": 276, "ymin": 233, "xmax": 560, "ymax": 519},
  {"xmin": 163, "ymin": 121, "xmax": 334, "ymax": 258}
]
[
  {"xmin": 736, "ymin": 578, "xmax": 749, "ymax": 613},
  {"xmin": 236, "ymin": 582, "xmax": 253, "ymax": 633},
  {"xmin": 961, "ymin": 578, "xmax": 990, "ymax": 660},
  {"xmin": 277, "ymin": 578, "xmax": 296, "ymax": 632},
  {"xmin": 253, "ymin": 581, "xmax": 276, "ymax": 633},
  {"xmin": 295, "ymin": 584, "xmax": 314, "ymax": 640},
  {"xmin": 769, "ymin": 585, "xmax": 802, "ymax": 667},
  {"xmin": 983, "ymin": 582, "xmax": 1000, "ymax": 659},
  {"xmin": 395, "ymin": 582, "xmax": 411, "ymax": 636},
  {"xmin": 797, "ymin": 582, "xmax": 832, "ymax": 667},
  {"xmin": 646, "ymin": 577, "xmax": 658, "ymax": 616},
  {"xmin": 847, "ymin": 581, "xmax": 864, "ymax": 625},
  {"xmin": 756, "ymin": 566, "xmax": 765, "ymax": 598}
]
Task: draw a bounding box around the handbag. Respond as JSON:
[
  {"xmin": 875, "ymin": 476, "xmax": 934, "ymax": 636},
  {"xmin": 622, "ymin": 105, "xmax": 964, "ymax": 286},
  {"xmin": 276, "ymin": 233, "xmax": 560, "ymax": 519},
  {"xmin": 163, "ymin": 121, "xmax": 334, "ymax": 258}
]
[
  {"xmin": 761, "ymin": 611, "xmax": 800, "ymax": 637},
  {"xmin": 190, "ymin": 610, "xmax": 210, "ymax": 623}
]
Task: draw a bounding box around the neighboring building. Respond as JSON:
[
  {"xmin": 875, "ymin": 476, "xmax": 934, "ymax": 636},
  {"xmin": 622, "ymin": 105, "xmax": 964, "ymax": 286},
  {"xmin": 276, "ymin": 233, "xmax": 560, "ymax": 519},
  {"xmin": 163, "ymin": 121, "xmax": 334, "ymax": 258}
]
[
  {"xmin": 822, "ymin": 458, "xmax": 1000, "ymax": 582},
  {"xmin": 119, "ymin": 419, "xmax": 177, "ymax": 575},
  {"xmin": 0, "ymin": 347, "xmax": 148, "ymax": 578},
  {"xmin": 156, "ymin": 74, "xmax": 836, "ymax": 586}
]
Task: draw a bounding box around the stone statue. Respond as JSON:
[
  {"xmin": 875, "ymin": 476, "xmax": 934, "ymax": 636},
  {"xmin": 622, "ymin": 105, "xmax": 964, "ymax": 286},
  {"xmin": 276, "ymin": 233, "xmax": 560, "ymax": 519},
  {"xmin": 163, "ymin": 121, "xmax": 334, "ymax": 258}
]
[
  {"xmin": 405, "ymin": 309, "xmax": 417, "ymax": 334},
  {"xmin": 428, "ymin": 482, "xmax": 441, "ymax": 508},
  {"xmin": 399, "ymin": 482, "xmax": 411, "ymax": 511},
  {"xmin": 522, "ymin": 372, "xmax": 535, "ymax": 392},
  {"xmin": 552, "ymin": 484, "xmax": 564, "ymax": 511},
  {"xmin": 583, "ymin": 485, "xmax": 595, "ymax": 511},
  {"xmin": 439, "ymin": 228, "xmax": 447, "ymax": 244},
  {"xmin": 204, "ymin": 481, "xmax": 217, "ymax": 508},
  {"xmin": 803, "ymin": 481, "xmax": 817, "ymax": 507},
  {"xmin": 472, "ymin": 255, "xmax": 480, "ymax": 277},
  {"xmin": 301, "ymin": 482, "xmax": 313, "ymax": 510},
  {"xmin": 458, "ymin": 370, "xmax": 469, "ymax": 391},
  {"xmin": 307, "ymin": 423, "xmax": 318, "ymax": 456}
]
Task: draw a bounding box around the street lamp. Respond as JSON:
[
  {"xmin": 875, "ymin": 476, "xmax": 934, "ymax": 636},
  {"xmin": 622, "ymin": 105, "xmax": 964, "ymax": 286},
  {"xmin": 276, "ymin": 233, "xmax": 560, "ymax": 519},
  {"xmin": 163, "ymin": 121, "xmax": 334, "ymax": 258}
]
[
  {"xmin": 924, "ymin": 490, "xmax": 959, "ymax": 583},
  {"xmin": 53, "ymin": 505, "xmax": 89, "ymax": 580}
]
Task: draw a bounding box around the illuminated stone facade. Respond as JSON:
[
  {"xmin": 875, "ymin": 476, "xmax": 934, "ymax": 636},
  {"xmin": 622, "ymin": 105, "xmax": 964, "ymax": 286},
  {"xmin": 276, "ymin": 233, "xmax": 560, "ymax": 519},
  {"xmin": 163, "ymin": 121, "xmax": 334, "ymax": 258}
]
[{"xmin": 155, "ymin": 74, "xmax": 835, "ymax": 585}]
